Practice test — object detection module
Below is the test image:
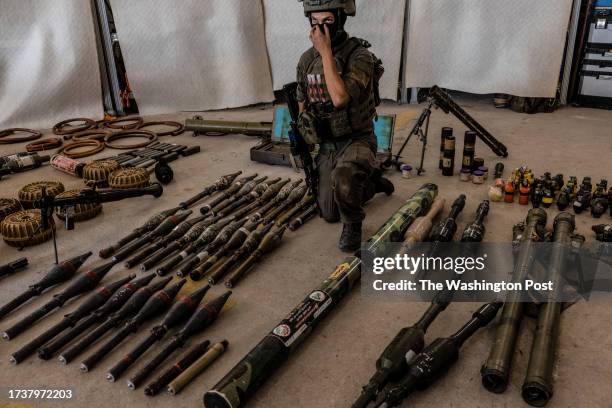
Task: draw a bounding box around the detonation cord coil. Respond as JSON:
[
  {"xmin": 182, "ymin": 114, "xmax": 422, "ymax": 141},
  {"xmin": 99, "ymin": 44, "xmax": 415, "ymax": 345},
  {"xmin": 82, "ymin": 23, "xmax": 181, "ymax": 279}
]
[
  {"xmin": 53, "ymin": 118, "xmax": 97, "ymax": 136},
  {"xmin": 138, "ymin": 121, "xmax": 185, "ymax": 137},
  {"xmin": 58, "ymin": 140, "xmax": 105, "ymax": 159},
  {"xmin": 0, "ymin": 129, "xmax": 43, "ymax": 144},
  {"xmin": 25, "ymin": 138, "xmax": 63, "ymax": 152},
  {"xmin": 105, "ymin": 130, "xmax": 157, "ymax": 150},
  {"xmin": 102, "ymin": 116, "xmax": 144, "ymax": 130}
]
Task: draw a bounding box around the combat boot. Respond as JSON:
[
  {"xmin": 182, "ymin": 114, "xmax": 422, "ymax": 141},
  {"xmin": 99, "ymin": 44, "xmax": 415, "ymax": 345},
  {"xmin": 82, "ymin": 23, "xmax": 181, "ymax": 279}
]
[
  {"xmin": 374, "ymin": 176, "xmax": 395, "ymax": 196},
  {"xmin": 339, "ymin": 222, "xmax": 362, "ymax": 252}
]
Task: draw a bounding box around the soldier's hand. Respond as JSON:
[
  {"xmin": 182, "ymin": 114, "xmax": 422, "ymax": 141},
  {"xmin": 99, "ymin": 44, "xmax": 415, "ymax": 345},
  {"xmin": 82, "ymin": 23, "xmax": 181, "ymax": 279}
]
[{"xmin": 310, "ymin": 25, "xmax": 332, "ymax": 56}]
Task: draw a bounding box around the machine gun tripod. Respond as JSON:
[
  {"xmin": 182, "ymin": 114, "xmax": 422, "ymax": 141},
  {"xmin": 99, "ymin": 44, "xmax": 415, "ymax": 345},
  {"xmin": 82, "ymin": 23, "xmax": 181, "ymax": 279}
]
[
  {"xmin": 28, "ymin": 184, "xmax": 164, "ymax": 263},
  {"xmin": 390, "ymin": 86, "xmax": 509, "ymax": 174}
]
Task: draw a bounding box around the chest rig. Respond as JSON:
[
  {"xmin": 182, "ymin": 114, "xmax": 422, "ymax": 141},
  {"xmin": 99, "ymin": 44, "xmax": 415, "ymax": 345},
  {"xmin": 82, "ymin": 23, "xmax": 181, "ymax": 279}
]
[{"xmin": 300, "ymin": 38, "xmax": 377, "ymax": 143}]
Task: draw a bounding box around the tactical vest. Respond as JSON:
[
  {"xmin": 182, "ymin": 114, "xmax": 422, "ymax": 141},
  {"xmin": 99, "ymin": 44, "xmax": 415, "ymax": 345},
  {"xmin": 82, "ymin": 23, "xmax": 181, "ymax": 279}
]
[{"xmin": 301, "ymin": 37, "xmax": 379, "ymax": 141}]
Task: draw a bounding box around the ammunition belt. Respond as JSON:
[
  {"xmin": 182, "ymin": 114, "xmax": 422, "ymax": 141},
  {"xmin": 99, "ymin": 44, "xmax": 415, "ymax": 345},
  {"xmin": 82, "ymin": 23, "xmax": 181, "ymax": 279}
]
[
  {"xmin": 138, "ymin": 121, "xmax": 185, "ymax": 137},
  {"xmin": 105, "ymin": 130, "xmax": 157, "ymax": 150},
  {"xmin": 102, "ymin": 116, "xmax": 144, "ymax": 130},
  {"xmin": 53, "ymin": 118, "xmax": 97, "ymax": 136},
  {"xmin": 0, "ymin": 128, "xmax": 43, "ymax": 144},
  {"xmin": 25, "ymin": 138, "xmax": 63, "ymax": 152}
]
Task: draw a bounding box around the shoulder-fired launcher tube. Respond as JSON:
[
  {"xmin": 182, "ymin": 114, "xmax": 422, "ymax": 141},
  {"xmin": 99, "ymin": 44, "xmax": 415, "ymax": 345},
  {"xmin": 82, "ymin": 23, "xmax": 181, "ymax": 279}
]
[
  {"xmin": 203, "ymin": 184, "xmax": 438, "ymax": 408},
  {"xmin": 481, "ymin": 208, "xmax": 548, "ymax": 394},
  {"xmin": 521, "ymin": 212, "xmax": 575, "ymax": 407}
]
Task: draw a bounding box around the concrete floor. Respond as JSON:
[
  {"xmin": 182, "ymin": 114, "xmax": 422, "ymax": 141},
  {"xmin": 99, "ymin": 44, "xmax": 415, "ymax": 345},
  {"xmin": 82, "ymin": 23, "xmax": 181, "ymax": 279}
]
[{"xmin": 0, "ymin": 97, "xmax": 611, "ymax": 408}]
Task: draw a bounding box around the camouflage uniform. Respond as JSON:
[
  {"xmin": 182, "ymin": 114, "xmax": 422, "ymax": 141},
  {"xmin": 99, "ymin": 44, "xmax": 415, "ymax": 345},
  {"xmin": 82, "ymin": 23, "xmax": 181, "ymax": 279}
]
[{"xmin": 296, "ymin": 35, "xmax": 379, "ymax": 224}]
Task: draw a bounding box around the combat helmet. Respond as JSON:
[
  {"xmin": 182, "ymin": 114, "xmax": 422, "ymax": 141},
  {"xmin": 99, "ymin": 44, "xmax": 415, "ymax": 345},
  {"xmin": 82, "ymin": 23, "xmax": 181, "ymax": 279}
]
[{"xmin": 300, "ymin": 0, "xmax": 356, "ymax": 16}]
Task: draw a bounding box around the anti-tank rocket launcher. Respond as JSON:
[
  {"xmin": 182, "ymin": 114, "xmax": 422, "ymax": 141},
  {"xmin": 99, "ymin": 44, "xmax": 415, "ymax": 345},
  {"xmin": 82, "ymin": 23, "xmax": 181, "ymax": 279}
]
[
  {"xmin": 10, "ymin": 274, "xmax": 136, "ymax": 364},
  {"xmin": 140, "ymin": 216, "xmax": 222, "ymax": 272},
  {"xmin": 374, "ymin": 302, "xmax": 503, "ymax": 408},
  {"xmin": 353, "ymin": 198, "xmax": 446, "ymax": 408},
  {"xmin": 106, "ymin": 284, "xmax": 210, "ymax": 382},
  {"xmin": 99, "ymin": 207, "xmax": 181, "ymax": 259},
  {"xmin": 199, "ymin": 174, "xmax": 258, "ymax": 216},
  {"xmin": 58, "ymin": 277, "xmax": 173, "ymax": 365},
  {"xmin": 179, "ymin": 171, "xmax": 242, "ymax": 209},
  {"xmin": 127, "ymin": 291, "xmax": 232, "ymax": 390},
  {"xmin": 80, "ymin": 279, "xmax": 186, "ymax": 372},
  {"xmin": 38, "ymin": 273, "xmax": 156, "ymax": 360},
  {"xmin": 124, "ymin": 214, "xmax": 208, "ymax": 268},
  {"xmin": 0, "ymin": 252, "xmax": 92, "ymax": 320},
  {"xmin": 112, "ymin": 210, "xmax": 193, "ymax": 262},
  {"xmin": 202, "ymin": 184, "xmax": 438, "ymax": 408},
  {"xmin": 521, "ymin": 212, "xmax": 576, "ymax": 407},
  {"xmin": 481, "ymin": 208, "xmax": 548, "ymax": 394},
  {"xmin": 177, "ymin": 217, "xmax": 249, "ymax": 278},
  {"xmin": 2, "ymin": 259, "xmax": 118, "ymax": 341}
]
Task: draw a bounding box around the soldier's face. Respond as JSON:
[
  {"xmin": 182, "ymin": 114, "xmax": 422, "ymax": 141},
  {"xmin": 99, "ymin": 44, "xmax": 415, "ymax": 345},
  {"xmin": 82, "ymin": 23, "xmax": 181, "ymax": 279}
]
[{"xmin": 310, "ymin": 12, "xmax": 336, "ymax": 26}]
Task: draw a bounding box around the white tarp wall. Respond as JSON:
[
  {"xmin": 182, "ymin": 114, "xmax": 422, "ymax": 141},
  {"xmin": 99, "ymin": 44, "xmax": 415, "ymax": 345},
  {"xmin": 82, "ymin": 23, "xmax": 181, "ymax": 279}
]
[
  {"xmin": 404, "ymin": 0, "xmax": 574, "ymax": 97},
  {"xmin": 263, "ymin": 0, "xmax": 406, "ymax": 101},
  {"xmin": 0, "ymin": 0, "xmax": 103, "ymax": 129},
  {"xmin": 108, "ymin": 0, "xmax": 275, "ymax": 115}
]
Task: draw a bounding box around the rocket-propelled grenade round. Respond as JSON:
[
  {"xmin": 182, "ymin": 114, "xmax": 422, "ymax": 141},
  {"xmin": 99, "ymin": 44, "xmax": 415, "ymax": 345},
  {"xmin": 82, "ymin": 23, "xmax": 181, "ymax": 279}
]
[
  {"xmin": 99, "ymin": 207, "xmax": 181, "ymax": 259},
  {"xmin": 10, "ymin": 274, "xmax": 135, "ymax": 364},
  {"xmin": 202, "ymin": 184, "xmax": 438, "ymax": 408},
  {"xmin": 2, "ymin": 258, "xmax": 116, "ymax": 341},
  {"xmin": 106, "ymin": 284, "xmax": 210, "ymax": 382},
  {"xmin": 374, "ymin": 302, "xmax": 502, "ymax": 408},
  {"xmin": 58, "ymin": 276, "xmax": 172, "ymax": 364},
  {"xmin": 38, "ymin": 273, "xmax": 156, "ymax": 360},
  {"xmin": 0, "ymin": 252, "xmax": 92, "ymax": 320}
]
